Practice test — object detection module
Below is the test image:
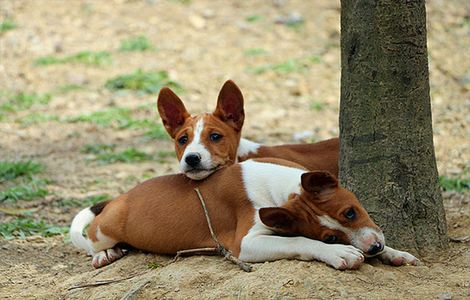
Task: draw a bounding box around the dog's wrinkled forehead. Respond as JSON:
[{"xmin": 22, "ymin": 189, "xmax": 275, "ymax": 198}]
[
  {"xmin": 176, "ymin": 115, "xmax": 213, "ymax": 147},
  {"xmin": 183, "ymin": 117, "xmax": 206, "ymax": 151}
]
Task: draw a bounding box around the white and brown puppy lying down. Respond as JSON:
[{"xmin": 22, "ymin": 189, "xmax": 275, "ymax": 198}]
[{"xmin": 71, "ymin": 158, "xmax": 417, "ymax": 269}]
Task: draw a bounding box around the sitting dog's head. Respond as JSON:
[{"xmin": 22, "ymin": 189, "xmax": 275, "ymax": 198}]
[{"xmin": 158, "ymin": 80, "xmax": 244, "ymax": 180}]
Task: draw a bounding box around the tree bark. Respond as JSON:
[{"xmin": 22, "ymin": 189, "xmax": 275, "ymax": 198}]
[{"xmin": 339, "ymin": 0, "xmax": 448, "ymax": 253}]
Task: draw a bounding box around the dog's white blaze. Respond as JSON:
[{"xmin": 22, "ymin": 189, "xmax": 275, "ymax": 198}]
[
  {"xmin": 318, "ymin": 215, "xmax": 353, "ymax": 236},
  {"xmin": 354, "ymin": 227, "xmax": 385, "ymax": 254},
  {"xmin": 180, "ymin": 118, "xmax": 213, "ymax": 177},
  {"xmin": 318, "ymin": 215, "xmax": 385, "ymax": 253},
  {"xmin": 190, "ymin": 117, "xmax": 205, "ymax": 147},
  {"xmin": 237, "ymin": 138, "xmax": 261, "ymax": 158},
  {"xmin": 241, "ymin": 160, "xmax": 304, "ymax": 208}
]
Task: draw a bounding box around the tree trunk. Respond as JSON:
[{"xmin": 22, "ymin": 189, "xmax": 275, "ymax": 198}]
[{"xmin": 339, "ymin": 0, "xmax": 448, "ymax": 253}]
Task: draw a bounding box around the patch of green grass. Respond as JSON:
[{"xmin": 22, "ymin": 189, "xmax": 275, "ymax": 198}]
[
  {"xmin": 80, "ymin": 2, "xmax": 94, "ymax": 14},
  {"xmin": 0, "ymin": 160, "xmax": 44, "ymax": 183},
  {"xmin": 147, "ymin": 262, "xmax": 163, "ymax": 269},
  {"xmin": 245, "ymin": 14, "xmax": 263, "ymax": 23},
  {"xmin": 461, "ymin": 16, "xmax": 470, "ymax": 28},
  {"xmin": 271, "ymin": 59, "xmax": 306, "ymax": 73},
  {"xmin": 155, "ymin": 150, "xmax": 175, "ymax": 160},
  {"xmin": 68, "ymin": 107, "xmax": 133, "ymax": 128},
  {"xmin": 34, "ymin": 56, "xmax": 62, "ymax": 65},
  {"xmin": 105, "ymin": 70, "xmax": 183, "ymax": 94},
  {"xmin": 82, "ymin": 143, "xmax": 116, "ymax": 155},
  {"xmin": 69, "ymin": 108, "xmax": 169, "ymax": 139},
  {"xmin": 0, "ymin": 218, "xmax": 68, "ymax": 240},
  {"xmin": 244, "ymin": 48, "xmax": 268, "ymax": 57},
  {"xmin": 56, "ymin": 194, "xmax": 110, "ymax": 208},
  {"xmin": 120, "ymin": 35, "xmax": 153, "ymax": 52},
  {"xmin": 34, "ymin": 51, "xmax": 112, "ymax": 66},
  {"xmin": 15, "ymin": 113, "xmax": 60, "ymax": 125},
  {"xmin": 83, "ymin": 143, "xmax": 171, "ymax": 164},
  {"xmin": 95, "ymin": 148, "xmax": 153, "ymax": 164},
  {"xmin": 54, "ymin": 84, "xmax": 86, "ymax": 94},
  {"xmin": 0, "ymin": 179, "xmax": 49, "ymax": 202},
  {"xmin": 248, "ymin": 59, "xmax": 305, "ymax": 74},
  {"xmin": 0, "ymin": 20, "xmax": 17, "ymax": 33},
  {"xmin": 168, "ymin": 0, "xmax": 192, "ymax": 4},
  {"xmin": 63, "ymin": 50, "xmax": 111, "ymax": 65},
  {"xmin": 309, "ymin": 101, "xmax": 327, "ymax": 111},
  {"xmin": 247, "ymin": 56, "xmax": 323, "ymax": 75},
  {"xmin": 144, "ymin": 123, "xmax": 168, "ymax": 140},
  {"xmin": 0, "ymin": 92, "xmax": 52, "ymax": 113},
  {"xmin": 82, "ymin": 144, "xmax": 153, "ymax": 164},
  {"xmin": 439, "ymin": 176, "xmax": 470, "ymax": 193},
  {"xmin": 307, "ymin": 55, "xmax": 323, "ymax": 64},
  {"xmin": 285, "ymin": 21, "xmax": 304, "ymax": 31}
]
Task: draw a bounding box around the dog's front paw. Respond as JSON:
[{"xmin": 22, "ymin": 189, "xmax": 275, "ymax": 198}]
[
  {"xmin": 320, "ymin": 244, "xmax": 364, "ymax": 270},
  {"xmin": 378, "ymin": 246, "xmax": 419, "ymax": 266}
]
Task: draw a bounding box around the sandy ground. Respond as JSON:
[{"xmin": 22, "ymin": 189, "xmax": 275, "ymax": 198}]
[{"xmin": 0, "ymin": 0, "xmax": 469, "ymax": 299}]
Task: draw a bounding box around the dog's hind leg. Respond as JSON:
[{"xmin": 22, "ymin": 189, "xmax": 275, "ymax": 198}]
[
  {"xmin": 86, "ymin": 198, "xmax": 130, "ymax": 268},
  {"xmin": 92, "ymin": 247, "xmax": 129, "ymax": 269}
]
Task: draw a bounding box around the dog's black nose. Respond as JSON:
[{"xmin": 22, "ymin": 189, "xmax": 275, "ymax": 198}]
[
  {"xmin": 185, "ymin": 153, "xmax": 201, "ymax": 168},
  {"xmin": 367, "ymin": 242, "xmax": 384, "ymax": 256}
]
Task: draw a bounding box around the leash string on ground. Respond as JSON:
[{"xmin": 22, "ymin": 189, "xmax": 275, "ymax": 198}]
[{"xmin": 170, "ymin": 188, "xmax": 253, "ymax": 272}]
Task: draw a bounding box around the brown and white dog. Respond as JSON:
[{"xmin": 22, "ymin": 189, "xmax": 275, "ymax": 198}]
[
  {"xmin": 71, "ymin": 158, "xmax": 416, "ymax": 270},
  {"xmin": 156, "ymin": 81, "xmax": 418, "ymax": 266},
  {"xmin": 157, "ymin": 80, "xmax": 339, "ymax": 179},
  {"xmin": 158, "ymin": 80, "xmax": 244, "ymax": 180}
]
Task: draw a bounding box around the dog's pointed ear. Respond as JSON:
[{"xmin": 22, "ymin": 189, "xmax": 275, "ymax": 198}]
[
  {"xmin": 301, "ymin": 171, "xmax": 338, "ymax": 201},
  {"xmin": 259, "ymin": 207, "xmax": 296, "ymax": 232},
  {"xmin": 214, "ymin": 80, "xmax": 245, "ymax": 132},
  {"xmin": 157, "ymin": 87, "xmax": 190, "ymax": 138}
]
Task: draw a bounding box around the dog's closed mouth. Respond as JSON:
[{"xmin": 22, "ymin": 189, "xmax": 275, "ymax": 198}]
[
  {"xmin": 363, "ymin": 245, "xmax": 386, "ymax": 258},
  {"xmin": 186, "ymin": 165, "xmax": 222, "ymax": 174}
]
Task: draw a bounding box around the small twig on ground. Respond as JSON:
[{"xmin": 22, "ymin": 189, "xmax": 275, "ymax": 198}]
[
  {"xmin": 449, "ymin": 235, "xmax": 469, "ymax": 243},
  {"xmin": 169, "ymin": 247, "xmax": 219, "ymax": 264},
  {"xmin": 120, "ymin": 279, "xmax": 152, "ymax": 300},
  {"xmin": 68, "ymin": 272, "xmax": 145, "ymax": 291}
]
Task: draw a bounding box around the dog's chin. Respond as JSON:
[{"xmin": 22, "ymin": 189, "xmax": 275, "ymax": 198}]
[
  {"xmin": 184, "ymin": 165, "xmax": 223, "ymax": 180},
  {"xmin": 185, "ymin": 169, "xmax": 214, "ymax": 180}
]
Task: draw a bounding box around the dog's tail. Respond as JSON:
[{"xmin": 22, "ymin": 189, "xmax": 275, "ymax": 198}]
[{"xmin": 70, "ymin": 201, "xmax": 110, "ymax": 255}]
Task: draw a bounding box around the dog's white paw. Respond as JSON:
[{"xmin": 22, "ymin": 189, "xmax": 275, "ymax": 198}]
[
  {"xmin": 92, "ymin": 247, "xmax": 128, "ymax": 269},
  {"xmin": 319, "ymin": 244, "xmax": 364, "ymax": 270},
  {"xmin": 378, "ymin": 246, "xmax": 419, "ymax": 266}
]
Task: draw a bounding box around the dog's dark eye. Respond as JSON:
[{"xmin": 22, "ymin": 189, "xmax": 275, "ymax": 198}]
[
  {"xmin": 323, "ymin": 235, "xmax": 338, "ymax": 244},
  {"xmin": 344, "ymin": 208, "xmax": 356, "ymax": 220},
  {"xmin": 178, "ymin": 135, "xmax": 188, "ymax": 145},
  {"xmin": 210, "ymin": 133, "xmax": 223, "ymax": 142}
]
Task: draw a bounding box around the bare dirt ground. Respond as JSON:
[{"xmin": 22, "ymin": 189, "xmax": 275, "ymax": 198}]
[{"xmin": 0, "ymin": 0, "xmax": 469, "ymax": 299}]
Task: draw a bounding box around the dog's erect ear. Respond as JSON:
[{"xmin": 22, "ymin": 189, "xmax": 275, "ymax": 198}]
[
  {"xmin": 259, "ymin": 207, "xmax": 297, "ymax": 232},
  {"xmin": 157, "ymin": 87, "xmax": 190, "ymax": 138},
  {"xmin": 214, "ymin": 80, "xmax": 245, "ymax": 132},
  {"xmin": 301, "ymin": 171, "xmax": 338, "ymax": 201}
]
